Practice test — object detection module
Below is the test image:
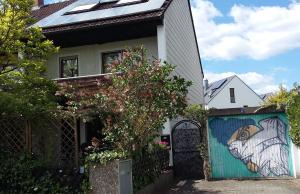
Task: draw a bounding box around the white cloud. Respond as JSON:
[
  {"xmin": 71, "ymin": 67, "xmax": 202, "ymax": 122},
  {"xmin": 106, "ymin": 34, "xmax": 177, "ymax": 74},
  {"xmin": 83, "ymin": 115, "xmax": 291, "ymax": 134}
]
[
  {"xmin": 192, "ymin": 0, "xmax": 300, "ymax": 60},
  {"xmin": 204, "ymin": 71, "xmax": 281, "ymax": 94}
]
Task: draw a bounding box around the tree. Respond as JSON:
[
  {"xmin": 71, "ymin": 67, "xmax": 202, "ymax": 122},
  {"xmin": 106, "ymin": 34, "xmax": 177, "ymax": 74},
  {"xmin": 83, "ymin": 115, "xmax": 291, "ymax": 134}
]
[
  {"xmin": 287, "ymin": 84, "xmax": 300, "ymax": 147},
  {"xmin": 262, "ymin": 83, "xmax": 300, "ymax": 147},
  {"xmin": 0, "ymin": 0, "xmax": 58, "ymax": 117},
  {"xmin": 263, "ymin": 85, "xmax": 290, "ymax": 108},
  {"xmin": 60, "ymin": 47, "xmax": 192, "ymax": 156}
]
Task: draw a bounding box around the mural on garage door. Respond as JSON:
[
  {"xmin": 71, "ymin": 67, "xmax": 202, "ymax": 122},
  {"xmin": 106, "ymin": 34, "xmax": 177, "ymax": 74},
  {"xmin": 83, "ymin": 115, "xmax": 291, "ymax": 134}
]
[{"xmin": 208, "ymin": 113, "xmax": 294, "ymax": 178}]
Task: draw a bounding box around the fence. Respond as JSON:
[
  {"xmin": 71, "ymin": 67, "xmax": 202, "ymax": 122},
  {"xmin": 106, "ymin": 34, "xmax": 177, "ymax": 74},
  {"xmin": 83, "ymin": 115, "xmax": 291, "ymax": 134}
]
[
  {"xmin": 207, "ymin": 107, "xmax": 295, "ymax": 179},
  {"xmin": 0, "ymin": 114, "xmax": 79, "ymax": 169}
]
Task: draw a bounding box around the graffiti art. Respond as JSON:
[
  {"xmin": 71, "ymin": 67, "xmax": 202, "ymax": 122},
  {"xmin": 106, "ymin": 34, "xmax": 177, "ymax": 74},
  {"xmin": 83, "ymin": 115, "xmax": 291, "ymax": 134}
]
[{"xmin": 210, "ymin": 117, "xmax": 290, "ymax": 177}]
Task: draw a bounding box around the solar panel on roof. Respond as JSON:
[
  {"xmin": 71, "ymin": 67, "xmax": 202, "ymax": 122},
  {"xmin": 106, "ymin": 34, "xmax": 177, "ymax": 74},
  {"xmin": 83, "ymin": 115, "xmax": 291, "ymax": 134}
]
[
  {"xmin": 211, "ymin": 79, "xmax": 227, "ymax": 91},
  {"xmin": 116, "ymin": 0, "xmax": 142, "ymax": 4},
  {"xmin": 100, "ymin": 0, "xmax": 118, "ymax": 2},
  {"xmin": 33, "ymin": 0, "xmax": 166, "ymax": 28},
  {"xmin": 69, "ymin": 3, "xmax": 98, "ymax": 12}
]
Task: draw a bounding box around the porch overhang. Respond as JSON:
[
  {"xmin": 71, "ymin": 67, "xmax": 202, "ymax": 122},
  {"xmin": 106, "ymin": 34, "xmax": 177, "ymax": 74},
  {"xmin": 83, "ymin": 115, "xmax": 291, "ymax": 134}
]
[{"xmin": 43, "ymin": 14, "xmax": 163, "ymax": 48}]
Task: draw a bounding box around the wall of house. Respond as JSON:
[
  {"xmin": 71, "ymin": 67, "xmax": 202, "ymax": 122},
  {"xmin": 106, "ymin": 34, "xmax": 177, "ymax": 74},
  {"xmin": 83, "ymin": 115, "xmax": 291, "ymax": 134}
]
[
  {"xmin": 208, "ymin": 77, "xmax": 264, "ymax": 109},
  {"xmin": 292, "ymin": 143, "xmax": 300, "ymax": 178},
  {"xmin": 46, "ymin": 37, "xmax": 158, "ymax": 79},
  {"xmin": 162, "ymin": 0, "xmax": 204, "ymax": 105},
  {"xmin": 208, "ymin": 113, "xmax": 295, "ymax": 179}
]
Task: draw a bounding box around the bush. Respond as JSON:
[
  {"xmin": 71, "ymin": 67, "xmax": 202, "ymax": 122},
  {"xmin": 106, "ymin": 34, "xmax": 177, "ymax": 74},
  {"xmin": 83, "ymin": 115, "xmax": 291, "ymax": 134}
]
[
  {"xmin": 0, "ymin": 152, "xmax": 86, "ymax": 194},
  {"xmin": 132, "ymin": 144, "xmax": 169, "ymax": 191}
]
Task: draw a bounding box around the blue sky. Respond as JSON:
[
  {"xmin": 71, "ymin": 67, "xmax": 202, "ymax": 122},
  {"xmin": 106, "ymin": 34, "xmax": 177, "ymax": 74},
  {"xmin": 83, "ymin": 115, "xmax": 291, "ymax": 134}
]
[{"xmin": 191, "ymin": 0, "xmax": 300, "ymax": 94}]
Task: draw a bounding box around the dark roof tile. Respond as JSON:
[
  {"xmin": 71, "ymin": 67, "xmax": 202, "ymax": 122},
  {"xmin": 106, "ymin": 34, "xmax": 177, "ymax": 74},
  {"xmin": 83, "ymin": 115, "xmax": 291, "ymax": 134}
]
[{"xmin": 31, "ymin": 0, "xmax": 77, "ymax": 22}]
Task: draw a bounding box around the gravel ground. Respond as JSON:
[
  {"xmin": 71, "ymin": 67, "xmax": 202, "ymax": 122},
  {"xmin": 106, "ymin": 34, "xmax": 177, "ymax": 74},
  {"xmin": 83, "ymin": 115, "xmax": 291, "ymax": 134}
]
[{"xmin": 166, "ymin": 179, "xmax": 300, "ymax": 194}]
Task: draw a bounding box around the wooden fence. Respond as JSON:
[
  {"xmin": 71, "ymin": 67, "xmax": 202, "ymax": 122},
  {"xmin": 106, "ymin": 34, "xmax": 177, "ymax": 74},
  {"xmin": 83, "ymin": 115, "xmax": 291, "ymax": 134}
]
[{"xmin": 0, "ymin": 114, "xmax": 79, "ymax": 168}]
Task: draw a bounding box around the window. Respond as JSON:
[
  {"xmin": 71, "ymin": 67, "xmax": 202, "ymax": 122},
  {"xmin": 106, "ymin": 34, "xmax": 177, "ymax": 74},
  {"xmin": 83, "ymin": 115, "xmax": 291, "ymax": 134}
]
[
  {"xmin": 102, "ymin": 51, "xmax": 122, "ymax": 73},
  {"xmin": 116, "ymin": 0, "xmax": 142, "ymax": 5},
  {"xmin": 60, "ymin": 56, "xmax": 79, "ymax": 78},
  {"xmin": 230, "ymin": 88, "xmax": 236, "ymax": 103}
]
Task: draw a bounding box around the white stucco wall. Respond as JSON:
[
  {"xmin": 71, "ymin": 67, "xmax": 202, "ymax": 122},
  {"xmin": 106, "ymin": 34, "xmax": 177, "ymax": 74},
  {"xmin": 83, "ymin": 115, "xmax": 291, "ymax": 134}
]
[
  {"xmin": 208, "ymin": 76, "xmax": 264, "ymax": 109},
  {"xmin": 46, "ymin": 37, "xmax": 158, "ymax": 79}
]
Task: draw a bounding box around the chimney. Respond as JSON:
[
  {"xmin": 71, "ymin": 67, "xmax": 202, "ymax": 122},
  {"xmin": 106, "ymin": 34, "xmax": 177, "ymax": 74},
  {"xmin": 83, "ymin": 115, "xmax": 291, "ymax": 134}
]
[
  {"xmin": 204, "ymin": 79, "xmax": 209, "ymax": 90},
  {"xmin": 34, "ymin": 0, "xmax": 44, "ymax": 7}
]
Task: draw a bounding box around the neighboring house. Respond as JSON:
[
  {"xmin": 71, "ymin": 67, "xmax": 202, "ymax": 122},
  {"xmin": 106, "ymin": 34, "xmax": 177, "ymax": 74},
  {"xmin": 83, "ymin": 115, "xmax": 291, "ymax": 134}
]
[
  {"xmin": 260, "ymin": 93, "xmax": 273, "ymax": 101},
  {"xmin": 204, "ymin": 75, "xmax": 264, "ymax": 109},
  {"xmin": 31, "ymin": 0, "xmax": 204, "ymax": 143}
]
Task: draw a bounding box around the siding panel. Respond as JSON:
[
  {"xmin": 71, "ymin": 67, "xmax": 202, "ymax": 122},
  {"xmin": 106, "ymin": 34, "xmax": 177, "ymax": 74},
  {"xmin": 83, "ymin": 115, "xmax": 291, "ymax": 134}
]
[{"xmin": 164, "ymin": 0, "xmax": 204, "ymax": 104}]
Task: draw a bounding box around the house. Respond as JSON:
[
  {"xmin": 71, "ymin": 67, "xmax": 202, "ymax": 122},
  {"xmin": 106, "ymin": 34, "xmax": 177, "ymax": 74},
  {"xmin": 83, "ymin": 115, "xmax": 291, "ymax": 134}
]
[
  {"xmin": 260, "ymin": 93, "xmax": 273, "ymax": 101},
  {"xmin": 31, "ymin": 0, "xmax": 204, "ymax": 148},
  {"xmin": 204, "ymin": 75, "xmax": 264, "ymax": 109}
]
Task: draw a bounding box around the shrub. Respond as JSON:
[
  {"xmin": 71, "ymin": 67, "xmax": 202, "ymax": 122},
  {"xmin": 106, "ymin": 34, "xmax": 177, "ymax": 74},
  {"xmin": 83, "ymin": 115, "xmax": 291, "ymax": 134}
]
[
  {"xmin": 132, "ymin": 144, "xmax": 169, "ymax": 191},
  {"xmin": 0, "ymin": 152, "xmax": 86, "ymax": 194}
]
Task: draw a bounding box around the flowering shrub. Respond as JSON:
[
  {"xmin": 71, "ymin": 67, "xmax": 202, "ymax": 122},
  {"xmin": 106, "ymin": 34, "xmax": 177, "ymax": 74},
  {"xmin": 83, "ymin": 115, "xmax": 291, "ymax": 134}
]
[
  {"xmin": 60, "ymin": 47, "xmax": 192, "ymax": 157},
  {"xmin": 156, "ymin": 141, "xmax": 170, "ymax": 149}
]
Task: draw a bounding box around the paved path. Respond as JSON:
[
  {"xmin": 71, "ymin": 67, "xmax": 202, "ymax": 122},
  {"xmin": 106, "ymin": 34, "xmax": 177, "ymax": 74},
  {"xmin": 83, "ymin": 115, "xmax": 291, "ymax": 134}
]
[{"xmin": 166, "ymin": 179, "xmax": 300, "ymax": 194}]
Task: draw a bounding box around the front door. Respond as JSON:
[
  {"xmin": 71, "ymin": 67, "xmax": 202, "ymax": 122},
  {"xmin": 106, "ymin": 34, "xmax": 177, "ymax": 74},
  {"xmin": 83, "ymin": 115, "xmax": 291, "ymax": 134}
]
[{"xmin": 172, "ymin": 120, "xmax": 204, "ymax": 179}]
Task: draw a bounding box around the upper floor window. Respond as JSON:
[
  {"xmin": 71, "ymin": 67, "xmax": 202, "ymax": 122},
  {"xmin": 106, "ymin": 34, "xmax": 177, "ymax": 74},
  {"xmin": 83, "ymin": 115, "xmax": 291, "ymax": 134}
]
[
  {"xmin": 102, "ymin": 51, "xmax": 122, "ymax": 74},
  {"xmin": 230, "ymin": 88, "xmax": 236, "ymax": 103},
  {"xmin": 59, "ymin": 56, "xmax": 79, "ymax": 78}
]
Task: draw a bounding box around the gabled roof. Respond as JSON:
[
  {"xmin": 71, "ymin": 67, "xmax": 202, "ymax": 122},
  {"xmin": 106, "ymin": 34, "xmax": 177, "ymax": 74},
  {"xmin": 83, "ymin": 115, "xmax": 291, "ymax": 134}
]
[
  {"xmin": 204, "ymin": 75, "xmax": 264, "ymax": 104},
  {"xmin": 204, "ymin": 75, "xmax": 235, "ymax": 104},
  {"xmin": 32, "ymin": 0, "xmax": 172, "ymax": 34}
]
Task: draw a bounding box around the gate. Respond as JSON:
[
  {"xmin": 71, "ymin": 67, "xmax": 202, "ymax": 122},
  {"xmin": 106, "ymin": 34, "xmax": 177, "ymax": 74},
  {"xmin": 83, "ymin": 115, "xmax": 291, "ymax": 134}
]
[
  {"xmin": 172, "ymin": 120, "xmax": 204, "ymax": 179},
  {"xmin": 208, "ymin": 110, "xmax": 295, "ymax": 178}
]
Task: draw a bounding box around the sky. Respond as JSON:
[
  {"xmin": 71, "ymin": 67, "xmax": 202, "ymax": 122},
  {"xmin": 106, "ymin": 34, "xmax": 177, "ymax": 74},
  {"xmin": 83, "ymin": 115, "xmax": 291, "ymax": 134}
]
[
  {"xmin": 191, "ymin": 0, "xmax": 300, "ymax": 94},
  {"xmin": 45, "ymin": 0, "xmax": 300, "ymax": 94}
]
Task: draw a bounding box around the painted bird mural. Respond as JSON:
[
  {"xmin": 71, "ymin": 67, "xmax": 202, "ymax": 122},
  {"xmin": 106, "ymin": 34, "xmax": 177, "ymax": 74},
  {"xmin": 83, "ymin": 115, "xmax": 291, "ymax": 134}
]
[{"xmin": 227, "ymin": 118, "xmax": 290, "ymax": 177}]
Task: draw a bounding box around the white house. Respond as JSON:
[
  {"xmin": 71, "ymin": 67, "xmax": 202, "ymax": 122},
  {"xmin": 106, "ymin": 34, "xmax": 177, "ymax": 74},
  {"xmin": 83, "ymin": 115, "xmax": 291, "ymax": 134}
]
[
  {"xmin": 204, "ymin": 75, "xmax": 264, "ymax": 109},
  {"xmin": 32, "ymin": 0, "xmax": 204, "ymax": 145}
]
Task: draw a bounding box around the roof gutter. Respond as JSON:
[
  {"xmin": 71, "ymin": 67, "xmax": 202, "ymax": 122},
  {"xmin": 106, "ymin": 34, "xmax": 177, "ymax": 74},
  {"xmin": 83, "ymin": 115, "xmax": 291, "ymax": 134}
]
[{"xmin": 42, "ymin": 9, "xmax": 164, "ymax": 35}]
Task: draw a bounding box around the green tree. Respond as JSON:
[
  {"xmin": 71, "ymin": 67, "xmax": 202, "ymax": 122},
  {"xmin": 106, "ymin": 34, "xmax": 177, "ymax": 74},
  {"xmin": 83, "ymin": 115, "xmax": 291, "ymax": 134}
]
[
  {"xmin": 263, "ymin": 85, "xmax": 290, "ymax": 108},
  {"xmin": 287, "ymin": 84, "xmax": 300, "ymax": 147},
  {"xmin": 0, "ymin": 0, "xmax": 58, "ymax": 117},
  {"xmin": 263, "ymin": 83, "xmax": 300, "ymax": 147}
]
